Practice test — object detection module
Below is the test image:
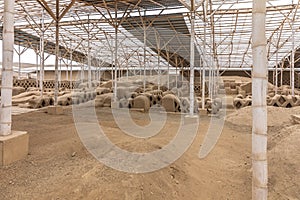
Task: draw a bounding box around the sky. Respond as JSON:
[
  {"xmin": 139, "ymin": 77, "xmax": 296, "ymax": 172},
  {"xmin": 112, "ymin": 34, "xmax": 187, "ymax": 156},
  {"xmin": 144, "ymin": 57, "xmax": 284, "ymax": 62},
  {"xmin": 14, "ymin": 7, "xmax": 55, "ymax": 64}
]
[
  {"xmin": 0, "ymin": 40, "xmax": 55, "ymax": 64},
  {"xmin": 0, "ymin": 40, "xmax": 83, "ymax": 73}
]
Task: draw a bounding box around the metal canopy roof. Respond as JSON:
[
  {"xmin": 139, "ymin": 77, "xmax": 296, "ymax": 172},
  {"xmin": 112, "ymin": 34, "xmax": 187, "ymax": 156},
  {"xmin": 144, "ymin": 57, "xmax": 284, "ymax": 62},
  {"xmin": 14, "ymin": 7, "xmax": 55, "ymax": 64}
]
[
  {"xmin": 121, "ymin": 13, "xmax": 201, "ymax": 68},
  {"xmin": 0, "ymin": 26, "xmax": 106, "ymax": 67},
  {"xmin": 0, "ymin": 0, "xmax": 299, "ymax": 72},
  {"xmin": 78, "ymin": 0, "xmax": 184, "ymax": 10},
  {"xmin": 193, "ymin": 2, "xmax": 300, "ymax": 70}
]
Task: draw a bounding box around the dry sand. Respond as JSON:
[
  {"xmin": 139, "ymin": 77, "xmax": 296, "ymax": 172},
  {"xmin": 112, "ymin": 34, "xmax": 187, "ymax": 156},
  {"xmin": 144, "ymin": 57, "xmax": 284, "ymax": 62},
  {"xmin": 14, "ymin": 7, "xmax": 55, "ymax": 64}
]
[
  {"xmin": 226, "ymin": 106, "xmax": 300, "ymax": 131},
  {"xmin": 0, "ymin": 106, "xmax": 299, "ymax": 199}
]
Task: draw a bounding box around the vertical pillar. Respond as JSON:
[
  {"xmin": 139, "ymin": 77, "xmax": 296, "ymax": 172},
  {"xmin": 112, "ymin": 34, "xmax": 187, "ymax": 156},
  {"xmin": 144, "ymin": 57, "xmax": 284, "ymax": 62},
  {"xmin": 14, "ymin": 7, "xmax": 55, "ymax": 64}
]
[
  {"xmin": 36, "ymin": 50, "xmax": 39, "ymax": 87},
  {"xmin": 252, "ymin": 1, "xmax": 268, "ymax": 199},
  {"xmin": 0, "ymin": 1, "xmax": 29, "ymax": 166},
  {"xmin": 87, "ymin": 14, "xmax": 92, "ymax": 88},
  {"xmin": 181, "ymin": 64, "xmax": 184, "ymax": 83},
  {"xmin": 208, "ymin": 52, "xmax": 213, "ymax": 99},
  {"xmin": 18, "ymin": 44, "xmax": 21, "ymax": 79},
  {"xmin": 126, "ymin": 56, "xmax": 129, "ymax": 80},
  {"xmin": 99, "ymin": 64, "xmax": 102, "ymax": 83},
  {"xmin": 59, "ymin": 56, "xmax": 62, "ymax": 83},
  {"xmin": 280, "ymin": 59, "xmax": 284, "ymax": 87},
  {"xmin": 199, "ymin": 58, "xmax": 202, "ymax": 95},
  {"xmin": 202, "ymin": 0, "xmax": 207, "ymax": 109},
  {"xmin": 111, "ymin": 38, "xmax": 114, "ymax": 82},
  {"xmin": 66, "ymin": 66, "xmax": 68, "ymax": 81},
  {"xmin": 275, "ymin": 32, "xmax": 279, "ymax": 93},
  {"xmin": 167, "ymin": 51, "xmax": 170, "ymax": 89},
  {"xmin": 143, "ymin": 11, "xmax": 147, "ymax": 92},
  {"xmin": 0, "ymin": 0, "xmax": 14, "ymax": 135},
  {"xmin": 113, "ymin": 2, "xmax": 118, "ymax": 102},
  {"xmin": 54, "ymin": 0, "xmax": 59, "ymax": 105},
  {"xmin": 291, "ymin": 15, "xmax": 295, "ymax": 96},
  {"xmin": 189, "ymin": 0, "xmax": 195, "ymax": 115},
  {"xmin": 81, "ymin": 59, "xmax": 84, "ymax": 83},
  {"xmin": 175, "ymin": 58, "xmax": 178, "ymax": 88},
  {"xmin": 158, "ymin": 50, "xmax": 161, "ymax": 90},
  {"xmin": 40, "ymin": 9, "xmax": 45, "ymax": 96},
  {"xmin": 70, "ymin": 40, "xmax": 73, "ymax": 82}
]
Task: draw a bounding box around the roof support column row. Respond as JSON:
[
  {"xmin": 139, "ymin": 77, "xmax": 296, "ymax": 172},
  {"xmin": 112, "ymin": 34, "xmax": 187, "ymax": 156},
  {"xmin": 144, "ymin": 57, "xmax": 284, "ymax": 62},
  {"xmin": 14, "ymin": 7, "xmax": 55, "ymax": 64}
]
[{"xmin": 36, "ymin": 0, "xmax": 75, "ymax": 104}]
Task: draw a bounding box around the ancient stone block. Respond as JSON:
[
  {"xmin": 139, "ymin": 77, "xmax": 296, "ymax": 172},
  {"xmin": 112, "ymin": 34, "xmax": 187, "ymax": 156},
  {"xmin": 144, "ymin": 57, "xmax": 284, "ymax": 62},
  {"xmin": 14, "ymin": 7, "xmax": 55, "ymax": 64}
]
[
  {"xmin": 161, "ymin": 94, "xmax": 180, "ymax": 112},
  {"xmin": 133, "ymin": 95, "xmax": 151, "ymax": 111}
]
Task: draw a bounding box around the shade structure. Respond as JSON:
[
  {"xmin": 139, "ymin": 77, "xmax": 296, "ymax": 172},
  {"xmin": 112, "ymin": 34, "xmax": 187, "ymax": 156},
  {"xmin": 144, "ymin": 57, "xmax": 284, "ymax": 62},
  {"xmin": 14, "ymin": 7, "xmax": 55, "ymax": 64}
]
[{"xmin": 0, "ymin": 0, "xmax": 299, "ymax": 74}]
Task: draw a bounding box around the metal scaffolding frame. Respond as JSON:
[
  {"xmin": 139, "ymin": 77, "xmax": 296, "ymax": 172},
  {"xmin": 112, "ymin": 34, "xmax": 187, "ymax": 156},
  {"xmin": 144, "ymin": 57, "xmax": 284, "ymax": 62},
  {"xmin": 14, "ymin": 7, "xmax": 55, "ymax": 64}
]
[{"xmin": 0, "ymin": 0, "xmax": 299, "ymax": 95}]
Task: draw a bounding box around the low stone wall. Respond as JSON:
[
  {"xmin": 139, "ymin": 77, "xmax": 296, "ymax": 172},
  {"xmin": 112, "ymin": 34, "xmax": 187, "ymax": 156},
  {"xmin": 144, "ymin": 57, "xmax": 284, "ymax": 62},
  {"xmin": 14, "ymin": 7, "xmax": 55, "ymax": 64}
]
[{"xmin": 13, "ymin": 79, "xmax": 76, "ymax": 90}]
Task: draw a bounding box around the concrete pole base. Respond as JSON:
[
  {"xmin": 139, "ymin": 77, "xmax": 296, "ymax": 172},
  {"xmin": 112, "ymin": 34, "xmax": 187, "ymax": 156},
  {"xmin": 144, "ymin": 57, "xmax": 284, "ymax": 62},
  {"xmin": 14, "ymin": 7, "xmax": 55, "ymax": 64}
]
[
  {"xmin": 184, "ymin": 114, "xmax": 199, "ymax": 125},
  {"xmin": 222, "ymin": 96, "xmax": 234, "ymax": 109},
  {"xmin": 0, "ymin": 131, "xmax": 29, "ymax": 166},
  {"xmin": 198, "ymin": 108, "xmax": 207, "ymax": 115},
  {"xmin": 47, "ymin": 106, "xmax": 64, "ymax": 115},
  {"xmin": 111, "ymin": 102, "xmax": 119, "ymax": 109}
]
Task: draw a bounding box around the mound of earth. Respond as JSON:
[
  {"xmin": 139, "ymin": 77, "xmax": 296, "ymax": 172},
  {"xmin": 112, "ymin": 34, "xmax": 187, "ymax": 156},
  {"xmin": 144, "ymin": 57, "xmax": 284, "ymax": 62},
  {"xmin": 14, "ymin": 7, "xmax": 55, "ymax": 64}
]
[
  {"xmin": 225, "ymin": 106, "xmax": 300, "ymax": 133},
  {"xmin": 269, "ymin": 124, "xmax": 300, "ymax": 199}
]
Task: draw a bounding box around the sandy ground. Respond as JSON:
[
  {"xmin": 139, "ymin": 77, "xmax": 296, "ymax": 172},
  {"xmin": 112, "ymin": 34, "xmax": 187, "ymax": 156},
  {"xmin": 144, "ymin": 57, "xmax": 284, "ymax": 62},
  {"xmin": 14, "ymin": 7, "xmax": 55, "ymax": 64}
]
[{"xmin": 0, "ymin": 105, "xmax": 299, "ymax": 200}]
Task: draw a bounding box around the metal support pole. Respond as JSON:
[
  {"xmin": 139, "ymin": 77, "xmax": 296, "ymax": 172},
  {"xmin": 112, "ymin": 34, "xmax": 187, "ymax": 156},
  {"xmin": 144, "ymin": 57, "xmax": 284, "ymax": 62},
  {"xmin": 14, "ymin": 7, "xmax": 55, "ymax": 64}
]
[
  {"xmin": 216, "ymin": 59, "xmax": 220, "ymax": 96},
  {"xmin": 202, "ymin": 1, "xmax": 207, "ymax": 109},
  {"xmin": 66, "ymin": 66, "xmax": 68, "ymax": 81},
  {"xmin": 0, "ymin": 0, "xmax": 14, "ymax": 135},
  {"xmin": 158, "ymin": 50, "xmax": 161, "ymax": 91},
  {"xmin": 18, "ymin": 44, "xmax": 21, "ymax": 79},
  {"xmin": 252, "ymin": 1, "xmax": 268, "ymax": 199},
  {"xmin": 40, "ymin": 9, "xmax": 45, "ymax": 96},
  {"xmin": 181, "ymin": 65, "xmax": 184, "ymax": 83},
  {"xmin": 210, "ymin": 0, "xmax": 217, "ymax": 98},
  {"xmin": 54, "ymin": 0, "xmax": 59, "ymax": 105},
  {"xmin": 150, "ymin": 61, "xmax": 152, "ymax": 76},
  {"xmin": 126, "ymin": 57, "xmax": 129, "ymax": 80},
  {"xmin": 59, "ymin": 56, "xmax": 62, "ymax": 83},
  {"xmin": 143, "ymin": 11, "xmax": 147, "ymax": 92},
  {"xmin": 175, "ymin": 58, "xmax": 178, "ymax": 88},
  {"xmin": 111, "ymin": 38, "xmax": 114, "ymax": 81},
  {"xmin": 275, "ymin": 31, "xmax": 279, "ymax": 94},
  {"xmin": 199, "ymin": 59, "xmax": 202, "ymax": 94},
  {"xmin": 189, "ymin": 0, "xmax": 195, "ymax": 115},
  {"xmin": 167, "ymin": 52, "xmax": 170, "ymax": 89},
  {"xmin": 99, "ymin": 65, "xmax": 102, "ymax": 83},
  {"xmin": 70, "ymin": 40, "xmax": 73, "ymax": 82},
  {"xmin": 202, "ymin": 64, "xmax": 206, "ymax": 109},
  {"xmin": 36, "ymin": 51, "xmax": 39, "ymax": 87},
  {"xmin": 208, "ymin": 47, "xmax": 212, "ymax": 99},
  {"xmin": 113, "ymin": 2, "xmax": 118, "ymax": 102},
  {"xmin": 87, "ymin": 14, "xmax": 92, "ymax": 88},
  {"xmin": 291, "ymin": 17, "xmax": 295, "ymax": 96},
  {"xmin": 281, "ymin": 59, "xmax": 284, "ymax": 87},
  {"xmin": 81, "ymin": 60, "xmax": 84, "ymax": 83}
]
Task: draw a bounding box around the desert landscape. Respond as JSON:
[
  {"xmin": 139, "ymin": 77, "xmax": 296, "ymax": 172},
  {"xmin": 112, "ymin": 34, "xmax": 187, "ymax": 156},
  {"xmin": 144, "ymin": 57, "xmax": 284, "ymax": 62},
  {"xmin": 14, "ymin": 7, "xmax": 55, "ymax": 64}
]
[
  {"xmin": 0, "ymin": 77, "xmax": 299, "ymax": 199},
  {"xmin": 1, "ymin": 1, "xmax": 300, "ymax": 199}
]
